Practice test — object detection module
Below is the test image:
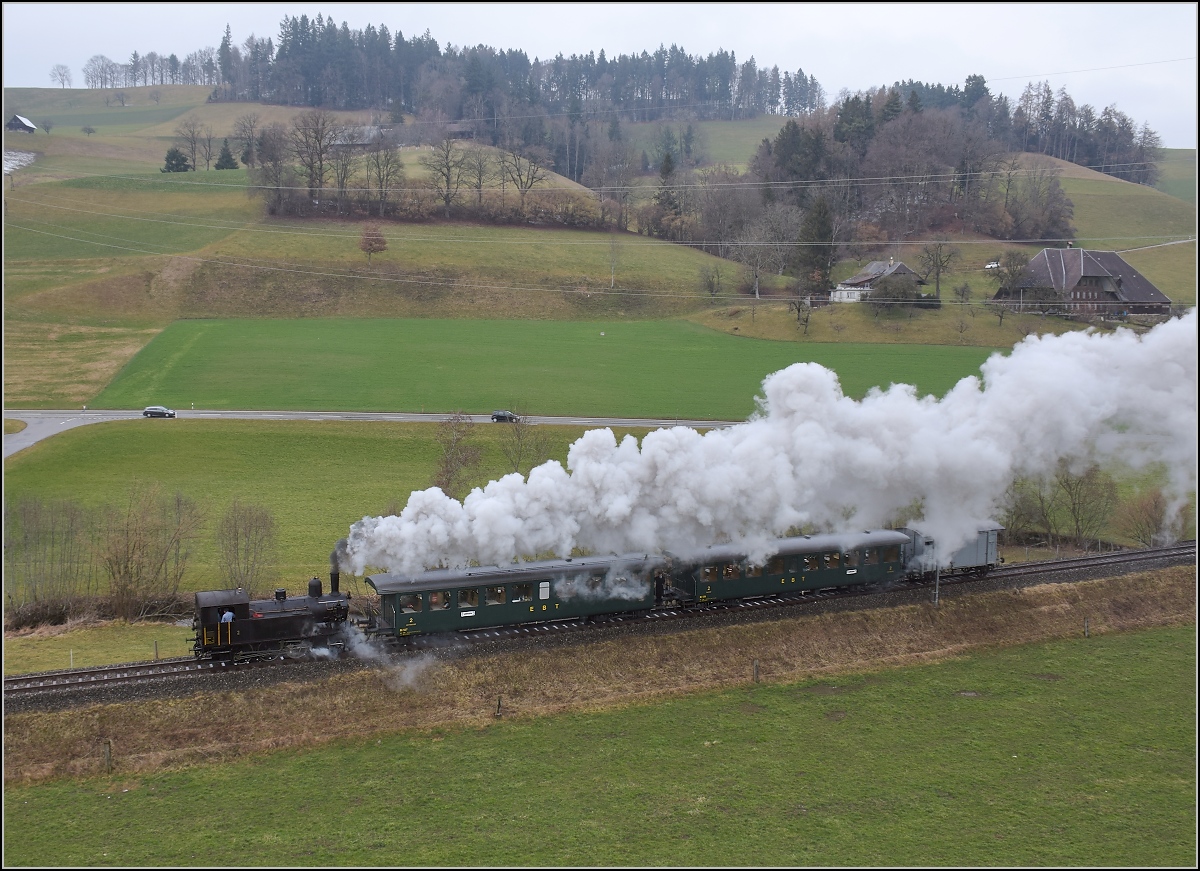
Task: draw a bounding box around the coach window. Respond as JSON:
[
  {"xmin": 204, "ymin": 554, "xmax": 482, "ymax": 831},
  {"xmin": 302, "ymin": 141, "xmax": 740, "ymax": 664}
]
[
  {"xmin": 702, "ymin": 565, "xmax": 719, "ymax": 582},
  {"xmin": 539, "ymin": 581, "xmax": 551, "ymax": 600},
  {"xmin": 743, "ymin": 562, "xmax": 762, "ymax": 578},
  {"xmin": 845, "ymin": 550, "xmax": 861, "ymax": 567},
  {"xmin": 723, "ymin": 564, "xmax": 739, "ymax": 580},
  {"xmin": 825, "ymin": 552, "xmax": 841, "ymax": 569},
  {"xmin": 460, "ymin": 588, "xmax": 479, "ymax": 608},
  {"xmin": 399, "ymin": 594, "xmax": 421, "ymax": 613},
  {"xmin": 882, "ymin": 545, "xmax": 901, "ymax": 563},
  {"xmin": 511, "ymin": 583, "xmax": 532, "ymax": 603},
  {"xmin": 862, "ymin": 548, "xmax": 875, "ymax": 566},
  {"xmin": 803, "ymin": 554, "xmax": 820, "ymax": 572},
  {"xmin": 486, "ymin": 586, "xmax": 506, "ymax": 606},
  {"xmin": 766, "ymin": 556, "xmax": 786, "ymax": 575}
]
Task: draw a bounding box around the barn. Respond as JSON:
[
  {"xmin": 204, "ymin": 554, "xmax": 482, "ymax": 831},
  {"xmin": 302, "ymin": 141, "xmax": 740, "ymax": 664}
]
[{"xmin": 6, "ymin": 114, "xmax": 37, "ymax": 133}]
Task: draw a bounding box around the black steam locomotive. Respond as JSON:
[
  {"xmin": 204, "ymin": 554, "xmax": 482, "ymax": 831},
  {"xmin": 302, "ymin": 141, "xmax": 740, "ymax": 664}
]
[{"xmin": 191, "ymin": 571, "xmax": 351, "ymax": 661}]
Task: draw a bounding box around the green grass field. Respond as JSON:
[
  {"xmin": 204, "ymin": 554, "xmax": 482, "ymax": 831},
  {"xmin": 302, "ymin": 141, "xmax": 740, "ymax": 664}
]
[
  {"xmin": 1154, "ymin": 149, "xmax": 1197, "ymax": 204},
  {"xmin": 3, "ymin": 624, "xmax": 1193, "ymax": 866},
  {"xmin": 89, "ymin": 318, "xmax": 999, "ymax": 415},
  {"xmin": 2, "ymin": 420, "xmax": 654, "ymax": 581}
]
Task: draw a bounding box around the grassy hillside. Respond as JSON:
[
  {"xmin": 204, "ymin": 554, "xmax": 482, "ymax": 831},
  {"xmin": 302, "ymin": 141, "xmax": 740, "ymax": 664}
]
[
  {"xmin": 1155, "ymin": 148, "xmax": 1197, "ymax": 204},
  {"xmin": 4, "ymin": 87, "xmax": 1195, "ymax": 408}
]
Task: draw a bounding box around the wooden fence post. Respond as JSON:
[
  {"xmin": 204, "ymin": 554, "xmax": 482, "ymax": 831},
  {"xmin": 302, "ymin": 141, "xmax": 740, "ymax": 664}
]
[{"xmin": 753, "ymin": 659, "xmax": 760, "ymax": 683}]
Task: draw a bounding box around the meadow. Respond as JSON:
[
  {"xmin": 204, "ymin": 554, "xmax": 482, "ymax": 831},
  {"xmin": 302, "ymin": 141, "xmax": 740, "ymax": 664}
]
[
  {"xmin": 3, "ymin": 618, "xmax": 1194, "ymax": 866},
  {"xmin": 89, "ymin": 317, "xmax": 998, "ymax": 414}
]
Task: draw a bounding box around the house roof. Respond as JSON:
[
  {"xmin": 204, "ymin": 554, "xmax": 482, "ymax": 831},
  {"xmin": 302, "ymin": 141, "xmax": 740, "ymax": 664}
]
[
  {"xmin": 1016, "ymin": 248, "xmax": 1171, "ymax": 307},
  {"xmin": 839, "ymin": 259, "xmax": 924, "ymax": 288},
  {"xmin": 8, "ymin": 114, "xmax": 36, "ymax": 130}
]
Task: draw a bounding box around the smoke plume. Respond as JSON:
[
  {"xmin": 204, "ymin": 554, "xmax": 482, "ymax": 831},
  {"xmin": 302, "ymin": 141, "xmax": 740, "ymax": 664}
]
[{"xmin": 345, "ymin": 311, "xmax": 1196, "ymax": 574}]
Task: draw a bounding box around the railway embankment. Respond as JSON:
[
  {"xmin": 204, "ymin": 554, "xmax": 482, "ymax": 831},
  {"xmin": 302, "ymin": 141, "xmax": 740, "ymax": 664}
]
[{"xmin": 3, "ymin": 565, "xmax": 1194, "ymax": 785}]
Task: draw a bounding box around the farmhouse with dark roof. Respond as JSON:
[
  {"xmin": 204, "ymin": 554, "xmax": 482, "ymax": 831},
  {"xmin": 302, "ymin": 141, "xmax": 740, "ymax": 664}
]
[
  {"xmin": 992, "ymin": 247, "xmax": 1171, "ymax": 315},
  {"xmin": 832, "ymin": 257, "xmax": 926, "ymax": 302}
]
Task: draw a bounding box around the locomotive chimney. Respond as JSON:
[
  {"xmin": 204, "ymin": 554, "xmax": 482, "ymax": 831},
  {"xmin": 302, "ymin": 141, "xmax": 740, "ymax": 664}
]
[
  {"xmin": 330, "ymin": 540, "xmax": 347, "ymax": 594},
  {"xmin": 274, "ymin": 588, "xmax": 286, "ymax": 602},
  {"xmin": 308, "ymin": 576, "xmax": 322, "ymax": 598}
]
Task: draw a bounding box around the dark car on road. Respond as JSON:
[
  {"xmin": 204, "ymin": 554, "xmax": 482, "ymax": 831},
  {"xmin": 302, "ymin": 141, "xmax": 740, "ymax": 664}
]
[
  {"xmin": 491, "ymin": 410, "xmax": 520, "ymax": 423},
  {"xmin": 143, "ymin": 405, "xmax": 176, "ymax": 418}
]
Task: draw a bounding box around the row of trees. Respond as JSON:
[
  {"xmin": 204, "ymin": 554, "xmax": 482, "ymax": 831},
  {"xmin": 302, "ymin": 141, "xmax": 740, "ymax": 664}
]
[
  {"xmin": 4, "ymin": 487, "xmax": 278, "ymax": 628},
  {"xmin": 64, "ymin": 21, "xmax": 1162, "ymax": 187},
  {"xmin": 80, "ymin": 46, "xmax": 221, "ymax": 89},
  {"xmin": 68, "ymin": 17, "xmax": 825, "ymax": 137},
  {"xmin": 998, "ymin": 462, "xmax": 1192, "ymax": 551},
  {"xmin": 204, "ymin": 109, "xmax": 602, "ymax": 224}
]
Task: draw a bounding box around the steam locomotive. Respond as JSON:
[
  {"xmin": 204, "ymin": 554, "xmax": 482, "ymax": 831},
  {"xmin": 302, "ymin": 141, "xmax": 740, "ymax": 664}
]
[
  {"xmin": 362, "ymin": 523, "xmax": 1002, "ymax": 640},
  {"xmin": 191, "ymin": 573, "xmax": 351, "ymax": 661}
]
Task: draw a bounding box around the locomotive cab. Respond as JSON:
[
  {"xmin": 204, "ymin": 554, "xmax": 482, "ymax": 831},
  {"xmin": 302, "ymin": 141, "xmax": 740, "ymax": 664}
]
[{"xmin": 193, "ymin": 588, "xmax": 252, "ymax": 653}]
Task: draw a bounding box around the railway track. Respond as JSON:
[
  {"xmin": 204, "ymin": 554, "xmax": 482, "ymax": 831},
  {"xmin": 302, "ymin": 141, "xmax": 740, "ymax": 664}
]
[
  {"xmin": 5, "ymin": 542, "xmax": 1193, "ymax": 703},
  {"xmin": 2, "ymin": 652, "xmax": 305, "ymax": 699}
]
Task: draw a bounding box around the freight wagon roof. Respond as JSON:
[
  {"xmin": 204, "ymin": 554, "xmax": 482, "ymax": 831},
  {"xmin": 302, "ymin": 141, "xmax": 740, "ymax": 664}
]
[
  {"xmin": 367, "ymin": 553, "xmax": 664, "ymax": 595},
  {"xmin": 669, "ymin": 529, "xmax": 911, "ymax": 566}
]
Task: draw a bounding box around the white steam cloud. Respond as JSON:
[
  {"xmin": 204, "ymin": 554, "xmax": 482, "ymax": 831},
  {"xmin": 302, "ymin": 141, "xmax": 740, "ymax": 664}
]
[
  {"xmin": 346, "ymin": 312, "xmax": 1197, "ymax": 575},
  {"xmin": 336, "ymin": 623, "xmax": 440, "ymax": 690}
]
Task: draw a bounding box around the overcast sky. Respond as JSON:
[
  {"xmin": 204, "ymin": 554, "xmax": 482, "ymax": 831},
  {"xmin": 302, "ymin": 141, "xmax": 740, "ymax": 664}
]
[{"xmin": 3, "ymin": 2, "xmax": 1197, "ymax": 147}]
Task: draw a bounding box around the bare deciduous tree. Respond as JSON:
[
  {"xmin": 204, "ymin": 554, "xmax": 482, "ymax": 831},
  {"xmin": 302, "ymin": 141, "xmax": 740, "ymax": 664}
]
[
  {"xmin": 3, "ymin": 496, "xmax": 98, "ymax": 624},
  {"xmin": 232, "ymin": 113, "xmax": 261, "ymax": 167},
  {"xmin": 699, "ymin": 261, "xmax": 725, "ymax": 298},
  {"xmin": 1017, "ymin": 475, "xmax": 1066, "ymax": 545},
  {"xmin": 462, "ymin": 144, "xmax": 496, "ymax": 207},
  {"xmin": 497, "ymin": 408, "xmax": 552, "ymax": 478},
  {"xmin": 174, "ymin": 114, "xmax": 204, "ymax": 172},
  {"xmin": 50, "ymin": 64, "xmax": 73, "ymax": 88},
  {"xmin": 1115, "ymin": 487, "xmax": 1171, "ymax": 547},
  {"xmin": 917, "ymin": 240, "xmax": 959, "ymax": 299},
  {"xmin": 215, "ymin": 500, "xmax": 278, "ymax": 595},
  {"xmin": 420, "ymin": 137, "xmax": 468, "ymax": 218},
  {"xmin": 291, "ymin": 108, "xmax": 345, "ymax": 202},
  {"xmin": 431, "ymin": 412, "xmax": 481, "ymax": 500},
  {"xmin": 328, "ymin": 127, "xmax": 361, "ymax": 215},
  {"xmin": 249, "ymin": 122, "xmax": 296, "ymax": 214},
  {"xmin": 1054, "ymin": 462, "xmax": 1117, "ymax": 547},
  {"xmin": 364, "ymin": 134, "xmax": 405, "ymax": 216},
  {"xmin": 731, "ymin": 219, "xmax": 776, "ymax": 299},
  {"xmin": 96, "ymin": 485, "xmax": 204, "ymax": 620},
  {"xmin": 998, "ymin": 478, "xmax": 1040, "ymax": 544},
  {"xmin": 503, "ymin": 147, "xmax": 552, "ymax": 214},
  {"xmin": 196, "ymin": 123, "xmax": 216, "ymax": 170}
]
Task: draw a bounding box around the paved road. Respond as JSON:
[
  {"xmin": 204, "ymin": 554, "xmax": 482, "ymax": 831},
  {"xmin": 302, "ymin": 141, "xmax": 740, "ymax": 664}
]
[{"xmin": 3, "ymin": 409, "xmax": 738, "ymax": 460}]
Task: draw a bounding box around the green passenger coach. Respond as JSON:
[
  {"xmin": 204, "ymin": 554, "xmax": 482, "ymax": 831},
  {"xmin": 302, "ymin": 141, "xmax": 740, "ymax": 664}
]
[
  {"xmin": 668, "ymin": 529, "xmax": 910, "ymax": 604},
  {"xmin": 364, "ymin": 529, "xmax": 916, "ymax": 640},
  {"xmin": 367, "ymin": 554, "xmax": 662, "ymax": 637}
]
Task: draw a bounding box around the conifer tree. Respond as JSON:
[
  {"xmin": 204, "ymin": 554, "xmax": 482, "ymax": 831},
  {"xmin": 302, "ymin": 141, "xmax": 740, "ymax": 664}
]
[{"xmin": 214, "ymin": 139, "xmax": 239, "ymax": 170}]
